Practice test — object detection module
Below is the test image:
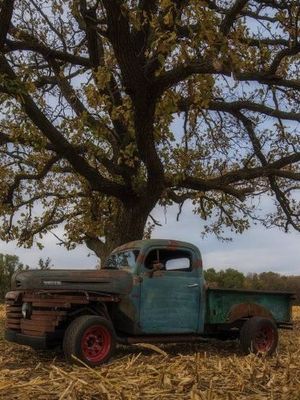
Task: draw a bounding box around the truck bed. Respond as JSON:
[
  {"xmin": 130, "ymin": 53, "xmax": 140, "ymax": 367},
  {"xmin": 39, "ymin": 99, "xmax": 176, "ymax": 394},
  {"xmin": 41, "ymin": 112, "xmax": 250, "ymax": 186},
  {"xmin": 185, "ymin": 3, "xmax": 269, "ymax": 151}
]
[{"xmin": 205, "ymin": 287, "xmax": 294, "ymax": 326}]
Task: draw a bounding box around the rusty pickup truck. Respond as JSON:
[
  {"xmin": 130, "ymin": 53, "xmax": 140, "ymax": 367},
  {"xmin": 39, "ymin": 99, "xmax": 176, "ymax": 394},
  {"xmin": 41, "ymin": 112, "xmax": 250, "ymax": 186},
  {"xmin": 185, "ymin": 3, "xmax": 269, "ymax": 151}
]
[{"xmin": 5, "ymin": 239, "xmax": 294, "ymax": 367}]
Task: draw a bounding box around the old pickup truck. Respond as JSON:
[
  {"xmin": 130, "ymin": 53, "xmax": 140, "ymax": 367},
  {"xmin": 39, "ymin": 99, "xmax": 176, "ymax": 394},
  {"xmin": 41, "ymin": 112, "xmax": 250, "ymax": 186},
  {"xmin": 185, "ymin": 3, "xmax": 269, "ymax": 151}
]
[{"xmin": 5, "ymin": 239, "xmax": 294, "ymax": 367}]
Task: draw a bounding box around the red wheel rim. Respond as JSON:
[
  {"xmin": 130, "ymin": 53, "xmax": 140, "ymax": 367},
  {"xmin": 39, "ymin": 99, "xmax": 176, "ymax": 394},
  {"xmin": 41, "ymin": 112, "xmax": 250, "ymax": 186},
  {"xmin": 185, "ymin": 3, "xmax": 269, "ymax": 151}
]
[
  {"xmin": 81, "ymin": 325, "xmax": 111, "ymax": 363},
  {"xmin": 254, "ymin": 325, "xmax": 275, "ymax": 353}
]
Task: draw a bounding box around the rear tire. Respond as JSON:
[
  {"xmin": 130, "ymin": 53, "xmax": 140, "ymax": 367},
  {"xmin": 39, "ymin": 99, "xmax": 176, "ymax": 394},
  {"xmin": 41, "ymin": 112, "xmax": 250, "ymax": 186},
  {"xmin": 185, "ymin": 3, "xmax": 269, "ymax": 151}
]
[
  {"xmin": 240, "ymin": 316, "xmax": 278, "ymax": 355},
  {"xmin": 63, "ymin": 315, "xmax": 116, "ymax": 367}
]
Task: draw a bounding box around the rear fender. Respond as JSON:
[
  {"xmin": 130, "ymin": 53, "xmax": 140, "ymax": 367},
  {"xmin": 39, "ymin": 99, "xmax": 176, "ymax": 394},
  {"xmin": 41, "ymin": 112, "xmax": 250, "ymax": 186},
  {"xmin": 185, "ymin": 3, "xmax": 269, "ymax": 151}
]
[{"xmin": 227, "ymin": 303, "xmax": 274, "ymax": 324}]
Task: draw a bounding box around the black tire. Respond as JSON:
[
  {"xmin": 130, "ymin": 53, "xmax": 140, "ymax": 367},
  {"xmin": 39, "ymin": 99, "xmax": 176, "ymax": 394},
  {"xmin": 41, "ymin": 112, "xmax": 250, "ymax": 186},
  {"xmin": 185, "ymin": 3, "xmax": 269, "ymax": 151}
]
[
  {"xmin": 240, "ymin": 316, "xmax": 278, "ymax": 355},
  {"xmin": 63, "ymin": 315, "xmax": 116, "ymax": 367}
]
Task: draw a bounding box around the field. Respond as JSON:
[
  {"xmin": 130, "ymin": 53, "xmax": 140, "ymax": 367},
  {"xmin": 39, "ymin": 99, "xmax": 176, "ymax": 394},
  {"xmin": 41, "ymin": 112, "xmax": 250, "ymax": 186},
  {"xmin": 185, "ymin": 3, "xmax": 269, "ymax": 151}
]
[{"xmin": 0, "ymin": 306, "xmax": 299, "ymax": 400}]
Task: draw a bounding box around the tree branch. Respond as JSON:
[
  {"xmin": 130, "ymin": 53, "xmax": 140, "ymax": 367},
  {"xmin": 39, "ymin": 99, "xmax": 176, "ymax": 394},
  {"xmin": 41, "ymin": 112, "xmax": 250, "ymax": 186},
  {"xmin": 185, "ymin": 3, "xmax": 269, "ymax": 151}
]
[
  {"xmin": 172, "ymin": 153, "xmax": 300, "ymax": 194},
  {"xmin": 0, "ymin": 0, "xmax": 14, "ymax": 50},
  {"xmin": 269, "ymin": 44, "xmax": 300, "ymax": 75},
  {"xmin": 101, "ymin": 0, "xmax": 146, "ymax": 95},
  {"xmin": 219, "ymin": 0, "xmax": 249, "ymax": 35},
  {"xmin": 0, "ymin": 54, "xmax": 133, "ymax": 199},
  {"xmin": 154, "ymin": 60, "xmax": 230, "ymax": 93},
  {"xmin": 4, "ymin": 155, "xmax": 61, "ymax": 205},
  {"xmin": 178, "ymin": 97, "xmax": 300, "ymax": 122},
  {"xmin": 236, "ymin": 72, "xmax": 300, "ymax": 91},
  {"xmin": 5, "ymin": 39, "xmax": 91, "ymax": 67},
  {"xmin": 79, "ymin": 0, "xmax": 103, "ymax": 68},
  {"xmin": 236, "ymin": 110, "xmax": 300, "ymax": 231}
]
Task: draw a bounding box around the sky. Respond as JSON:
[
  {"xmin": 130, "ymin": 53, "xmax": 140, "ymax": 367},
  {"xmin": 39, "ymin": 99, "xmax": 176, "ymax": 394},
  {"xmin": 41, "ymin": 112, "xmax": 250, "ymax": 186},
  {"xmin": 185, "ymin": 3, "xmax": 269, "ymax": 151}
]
[{"xmin": 0, "ymin": 200, "xmax": 299, "ymax": 275}]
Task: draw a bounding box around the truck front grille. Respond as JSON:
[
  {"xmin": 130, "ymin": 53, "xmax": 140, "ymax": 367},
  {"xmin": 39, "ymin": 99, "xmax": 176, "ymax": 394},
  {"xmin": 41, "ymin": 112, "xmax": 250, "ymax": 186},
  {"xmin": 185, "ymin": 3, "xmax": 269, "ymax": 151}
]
[
  {"xmin": 5, "ymin": 292, "xmax": 22, "ymax": 331},
  {"xmin": 5, "ymin": 290, "xmax": 119, "ymax": 337},
  {"xmin": 5, "ymin": 291, "xmax": 69, "ymax": 337}
]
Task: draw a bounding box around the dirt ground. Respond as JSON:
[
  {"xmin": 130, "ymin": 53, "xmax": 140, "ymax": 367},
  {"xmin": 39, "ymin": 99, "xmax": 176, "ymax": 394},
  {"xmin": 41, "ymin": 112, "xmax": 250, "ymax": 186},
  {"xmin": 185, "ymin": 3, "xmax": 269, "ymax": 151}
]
[{"xmin": 0, "ymin": 306, "xmax": 299, "ymax": 400}]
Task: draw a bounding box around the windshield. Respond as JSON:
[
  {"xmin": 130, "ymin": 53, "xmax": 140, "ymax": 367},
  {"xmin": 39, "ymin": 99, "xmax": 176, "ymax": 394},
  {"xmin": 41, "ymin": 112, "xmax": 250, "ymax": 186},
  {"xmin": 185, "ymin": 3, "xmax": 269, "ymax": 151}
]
[{"xmin": 104, "ymin": 250, "xmax": 139, "ymax": 272}]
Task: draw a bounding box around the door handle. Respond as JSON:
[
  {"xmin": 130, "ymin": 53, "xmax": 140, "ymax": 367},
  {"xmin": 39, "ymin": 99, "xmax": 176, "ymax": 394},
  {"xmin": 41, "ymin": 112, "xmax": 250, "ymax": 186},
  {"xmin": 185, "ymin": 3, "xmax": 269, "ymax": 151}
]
[{"xmin": 187, "ymin": 283, "xmax": 199, "ymax": 288}]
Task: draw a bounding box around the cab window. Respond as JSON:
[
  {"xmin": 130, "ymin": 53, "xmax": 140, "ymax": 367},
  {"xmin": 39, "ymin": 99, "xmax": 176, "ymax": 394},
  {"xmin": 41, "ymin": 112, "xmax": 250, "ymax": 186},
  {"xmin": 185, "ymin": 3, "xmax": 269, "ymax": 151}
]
[
  {"xmin": 104, "ymin": 250, "xmax": 139, "ymax": 272},
  {"xmin": 145, "ymin": 249, "xmax": 192, "ymax": 272}
]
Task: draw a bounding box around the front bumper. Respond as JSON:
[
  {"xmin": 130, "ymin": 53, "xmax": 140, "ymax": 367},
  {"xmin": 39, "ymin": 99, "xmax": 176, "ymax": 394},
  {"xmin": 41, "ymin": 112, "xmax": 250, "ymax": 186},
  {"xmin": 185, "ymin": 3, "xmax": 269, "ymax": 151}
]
[{"xmin": 5, "ymin": 329, "xmax": 47, "ymax": 350}]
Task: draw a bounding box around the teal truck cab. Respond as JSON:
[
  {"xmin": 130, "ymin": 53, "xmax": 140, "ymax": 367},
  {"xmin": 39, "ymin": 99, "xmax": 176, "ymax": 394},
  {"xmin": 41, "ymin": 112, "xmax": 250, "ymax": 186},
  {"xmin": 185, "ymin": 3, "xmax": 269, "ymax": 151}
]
[{"xmin": 5, "ymin": 239, "xmax": 294, "ymax": 367}]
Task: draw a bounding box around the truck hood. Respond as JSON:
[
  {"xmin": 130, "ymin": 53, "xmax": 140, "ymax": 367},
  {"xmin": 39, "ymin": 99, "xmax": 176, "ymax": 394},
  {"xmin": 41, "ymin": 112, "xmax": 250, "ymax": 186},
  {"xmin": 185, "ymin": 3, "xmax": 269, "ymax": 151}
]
[{"xmin": 11, "ymin": 269, "xmax": 133, "ymax": 295}]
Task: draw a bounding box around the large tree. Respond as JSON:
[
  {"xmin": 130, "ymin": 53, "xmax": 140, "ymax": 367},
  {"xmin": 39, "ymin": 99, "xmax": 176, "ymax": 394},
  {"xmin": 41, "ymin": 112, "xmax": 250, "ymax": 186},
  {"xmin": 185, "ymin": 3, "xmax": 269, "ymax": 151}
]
[{"xmin": 0, "ymin": 0, "xmax": 299, "ymax": 262}]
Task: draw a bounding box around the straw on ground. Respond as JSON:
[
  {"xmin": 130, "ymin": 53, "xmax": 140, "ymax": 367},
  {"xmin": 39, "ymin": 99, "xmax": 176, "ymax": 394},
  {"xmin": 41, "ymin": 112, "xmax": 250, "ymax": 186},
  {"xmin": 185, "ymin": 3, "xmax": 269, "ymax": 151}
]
[{"xmin": 0, "ymin": 306, "xmax": 299, "ymax": 400}]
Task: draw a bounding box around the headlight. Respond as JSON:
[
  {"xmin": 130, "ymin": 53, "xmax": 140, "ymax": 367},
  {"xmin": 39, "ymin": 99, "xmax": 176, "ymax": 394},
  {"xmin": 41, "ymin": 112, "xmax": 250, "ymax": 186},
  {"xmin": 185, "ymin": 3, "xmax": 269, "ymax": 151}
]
[{"xmin": 21, "ymin": 303, "xmax": 32, "ymax": 319}]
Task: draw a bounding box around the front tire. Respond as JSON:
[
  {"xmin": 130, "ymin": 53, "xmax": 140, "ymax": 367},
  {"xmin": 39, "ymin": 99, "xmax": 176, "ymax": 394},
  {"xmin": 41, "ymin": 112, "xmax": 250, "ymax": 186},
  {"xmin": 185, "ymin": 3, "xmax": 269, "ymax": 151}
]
[
  {"xmin": 63, "ymin": 315, "xmax": 116, "ymax": 367},
  {"xmin": 240, "ymin": 316, "xmax": 278, "ymax": 355}
]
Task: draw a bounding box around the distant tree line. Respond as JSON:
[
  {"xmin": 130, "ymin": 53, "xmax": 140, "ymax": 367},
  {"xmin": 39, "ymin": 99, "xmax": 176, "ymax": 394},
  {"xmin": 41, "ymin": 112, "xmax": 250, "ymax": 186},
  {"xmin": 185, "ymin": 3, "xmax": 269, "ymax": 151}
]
[
  {"xmin": 204, "ymin": 268, "xmax": 300, "ymax": 304},
  {"xmin": 0, "ymin": 254, "xmax": 51, "ymax": 301},
  {"xmin": 0, "ymin": 253, "xmax": 28, "ymax": 300}
]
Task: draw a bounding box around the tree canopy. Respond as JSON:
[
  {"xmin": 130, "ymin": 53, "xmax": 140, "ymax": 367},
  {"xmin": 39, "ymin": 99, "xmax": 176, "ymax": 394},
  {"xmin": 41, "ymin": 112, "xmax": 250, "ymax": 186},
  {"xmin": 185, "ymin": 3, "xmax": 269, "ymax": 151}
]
[{"xmin": 0, "ymin": 0, "xmax": 299, "ymax": 261}]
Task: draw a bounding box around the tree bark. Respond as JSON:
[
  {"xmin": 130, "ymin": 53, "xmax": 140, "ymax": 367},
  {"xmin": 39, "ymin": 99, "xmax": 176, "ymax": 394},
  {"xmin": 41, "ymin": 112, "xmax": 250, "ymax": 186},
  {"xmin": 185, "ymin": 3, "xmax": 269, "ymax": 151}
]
[{"xmin": 85, "ymin": 197, "xmax": 156, "ymax": 265}]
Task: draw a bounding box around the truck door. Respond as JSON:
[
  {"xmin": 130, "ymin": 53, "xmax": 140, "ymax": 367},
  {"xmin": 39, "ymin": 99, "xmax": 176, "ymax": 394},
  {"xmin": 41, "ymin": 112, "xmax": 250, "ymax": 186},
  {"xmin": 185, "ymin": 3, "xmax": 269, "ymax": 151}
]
[{"xmin": 139, "ymin": 247, "xmax": 201, "ymax": 334}]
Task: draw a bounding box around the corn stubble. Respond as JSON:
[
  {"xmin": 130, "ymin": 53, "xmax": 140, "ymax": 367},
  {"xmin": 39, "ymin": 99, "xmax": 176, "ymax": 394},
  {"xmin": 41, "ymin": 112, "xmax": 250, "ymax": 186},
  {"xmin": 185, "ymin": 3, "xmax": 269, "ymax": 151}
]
[{"xmin": 0, "ymin": 306, "xmax": 299, "ymax": 400}]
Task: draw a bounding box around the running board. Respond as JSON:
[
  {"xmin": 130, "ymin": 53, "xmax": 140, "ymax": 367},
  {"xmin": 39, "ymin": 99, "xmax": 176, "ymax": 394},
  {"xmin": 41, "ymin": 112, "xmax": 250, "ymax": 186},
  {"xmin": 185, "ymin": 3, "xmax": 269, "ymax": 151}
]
[{"xmin": 116, "ymin": 334, "xmax": 208, "ymax": 345}]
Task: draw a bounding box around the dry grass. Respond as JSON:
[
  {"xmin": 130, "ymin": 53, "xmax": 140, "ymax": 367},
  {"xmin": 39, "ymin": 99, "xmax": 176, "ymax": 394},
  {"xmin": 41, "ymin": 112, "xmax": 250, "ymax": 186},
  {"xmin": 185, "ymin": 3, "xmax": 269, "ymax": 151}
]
[
  {"xmin": 0, "ymin": 306, "xmax": 299, "ymax": 400},
  {"xmin": 293, "ymin": 306, "xmax": 300, "ymax": 320}
]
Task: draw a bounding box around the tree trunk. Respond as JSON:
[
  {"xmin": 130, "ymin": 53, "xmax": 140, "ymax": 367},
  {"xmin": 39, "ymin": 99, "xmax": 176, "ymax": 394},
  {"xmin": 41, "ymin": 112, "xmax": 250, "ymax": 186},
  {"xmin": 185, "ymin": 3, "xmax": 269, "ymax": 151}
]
[
  {"xmin": 85, "ymin": 198, "xmax": 156, "ymax": 266},
  {"xmin": 86, "ymin": 93, "xmax": 163, "ymax": 266}
]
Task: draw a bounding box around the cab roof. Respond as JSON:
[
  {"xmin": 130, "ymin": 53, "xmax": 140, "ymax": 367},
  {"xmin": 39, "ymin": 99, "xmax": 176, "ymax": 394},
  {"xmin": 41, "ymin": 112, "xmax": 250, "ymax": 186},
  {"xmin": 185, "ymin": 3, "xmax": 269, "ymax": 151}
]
[{"xmin": 111, "ymin": 239, "xmax": 200, "ymax": 255}]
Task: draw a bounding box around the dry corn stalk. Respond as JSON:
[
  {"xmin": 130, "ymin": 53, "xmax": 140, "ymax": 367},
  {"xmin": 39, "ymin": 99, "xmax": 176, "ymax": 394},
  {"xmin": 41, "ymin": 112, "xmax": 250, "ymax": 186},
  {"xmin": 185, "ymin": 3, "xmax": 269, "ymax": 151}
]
[{"xmin": 0, "ymin": 305, "xmax": 299, "ymax": 400}]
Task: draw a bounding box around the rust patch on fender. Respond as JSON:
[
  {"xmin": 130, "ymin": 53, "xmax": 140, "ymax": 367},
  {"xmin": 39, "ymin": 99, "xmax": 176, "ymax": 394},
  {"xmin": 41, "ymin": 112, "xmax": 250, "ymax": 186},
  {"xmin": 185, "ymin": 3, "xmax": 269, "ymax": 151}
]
[{"xmin": 227, "ymin": 303, "xmax": 274, "ymax": 323}]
